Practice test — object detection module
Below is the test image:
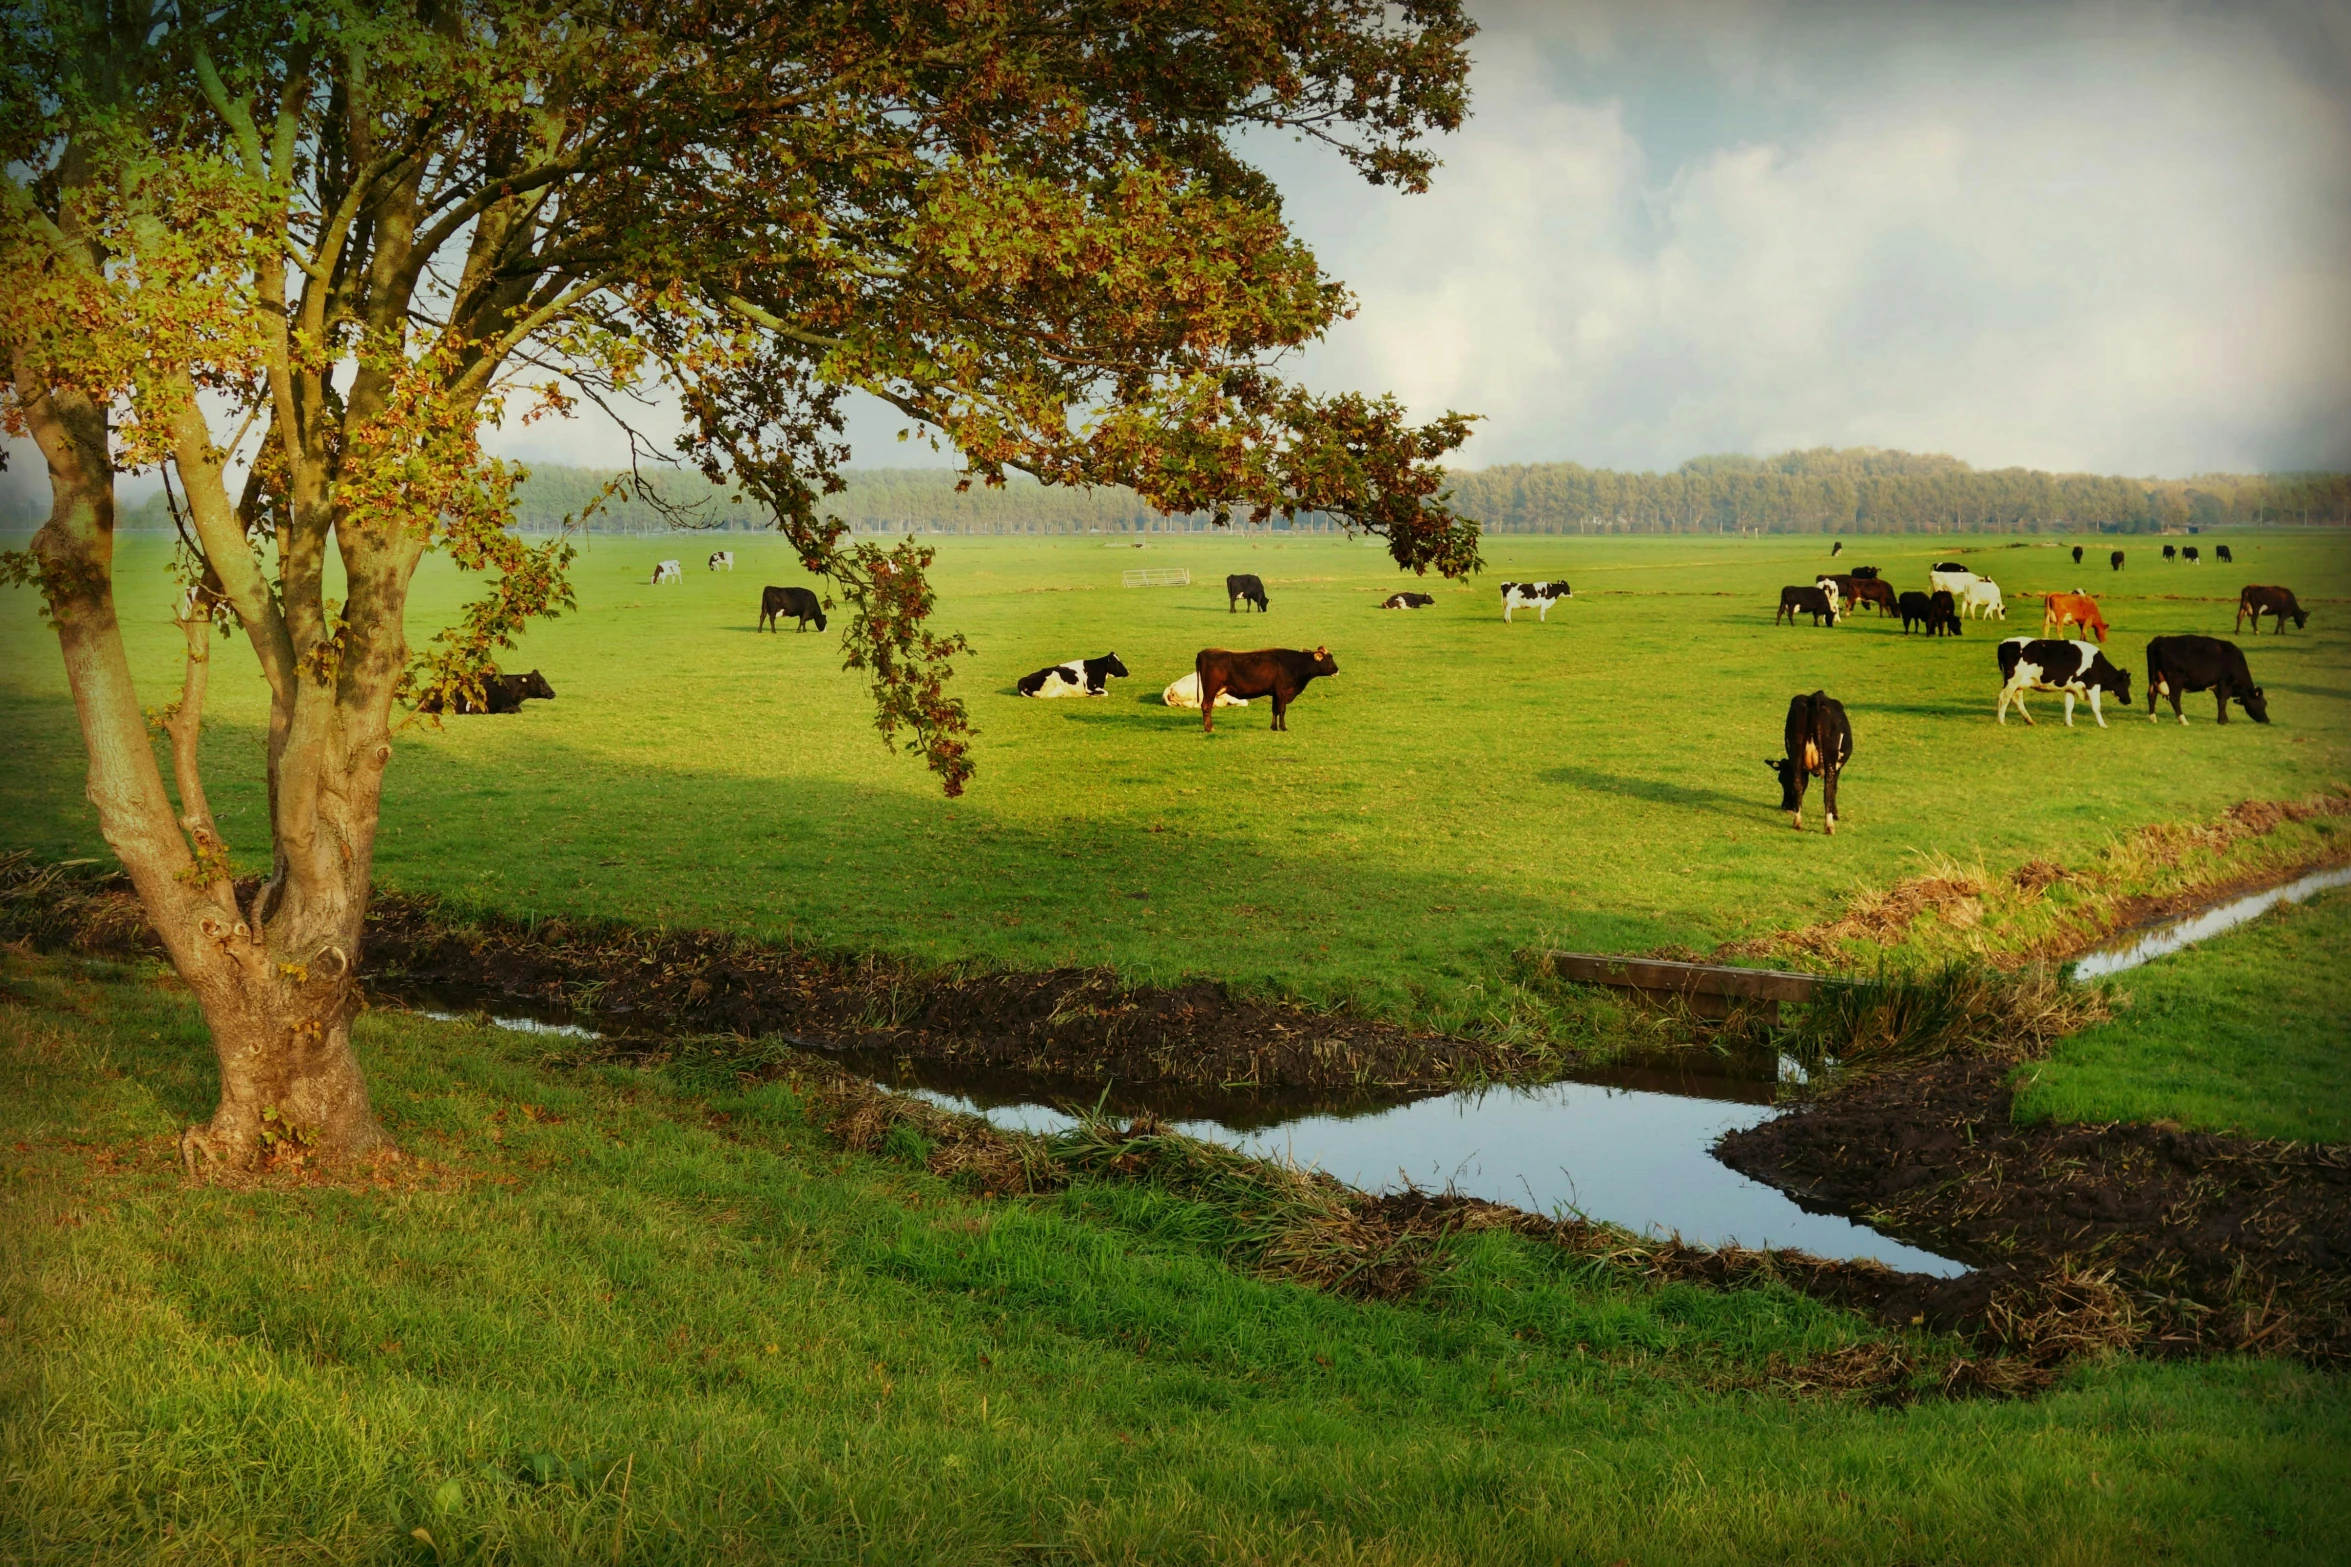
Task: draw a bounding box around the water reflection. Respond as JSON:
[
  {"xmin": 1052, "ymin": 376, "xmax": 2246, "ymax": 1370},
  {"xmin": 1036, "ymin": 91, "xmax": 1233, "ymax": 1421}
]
[{"xmin": 2070, "ymin": 864, "xmax": 2351, "ymax": 980}]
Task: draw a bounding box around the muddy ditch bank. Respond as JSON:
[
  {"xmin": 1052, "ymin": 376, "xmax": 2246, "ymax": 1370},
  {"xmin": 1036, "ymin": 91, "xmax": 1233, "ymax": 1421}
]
[
  {"xmin": 1717, "ymin": 1058, "xmax": 2351, "ymax": 1365},
  {"xmin": 0, "ymin": 859, "xmax": 1546, "ymax": 1090}
]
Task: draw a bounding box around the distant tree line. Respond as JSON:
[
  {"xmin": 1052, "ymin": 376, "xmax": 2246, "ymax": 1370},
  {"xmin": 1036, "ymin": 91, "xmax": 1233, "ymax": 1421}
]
[{"xmin": 48, "ymin": 446, "xmax": 2351, "ymax": 537}]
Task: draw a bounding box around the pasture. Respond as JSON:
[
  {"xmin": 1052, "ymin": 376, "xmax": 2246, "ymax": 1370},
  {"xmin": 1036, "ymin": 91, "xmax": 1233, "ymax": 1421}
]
[{"xmin": 3, "ymin": 529, "xmax": 2348, "ymax": 1033}]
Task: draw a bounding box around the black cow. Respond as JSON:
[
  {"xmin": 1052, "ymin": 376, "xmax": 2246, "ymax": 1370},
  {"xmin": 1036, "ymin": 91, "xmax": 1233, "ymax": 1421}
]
[
  {"xmin": 2071, "ymin": 545, "xmax": 2084, "ymax": 565},
  {"xmin": 1016, "ymin": 653, "xmax": 1130, "ymax": 697},
  {"xmin": 1769, "ymin": 690, "xmax": 1853, "ymax": 835},
  {"xmin": 1932, "ymin": 561, "xmax": 1964, "ymax": 572},
  {"xmin": 1381, "ymin": 592, "xmax": 1435, "ymax": 609},
  {"xmin": 2183, "ymin": 546, "xmax": 2201, "ymax": 564},
  {"xmin": 2145, "ymin": 635, "xmax": 2268, "ymax": 725},
  {"xmin": 2163, "ymin": 544, "xmax": 2177, "ymax": 560},
  {"xmin": 1926, "ymin": 589, "xmax": 1962, "ymax": 636},
  {"xmin": 2110, "ymin": 550, "xmax": 2125, "ymax": 571},
  {"xmin": 414, "ymin": 668, "xmax": 554, "ymax": 715},
  {"xmin": 2235, "ymin": 585, "xmax": 2308, "ymax": 634},
  {"xmin": 1195, "ymin": 645, "xmax": 1337, "ymax": 733},
  {"xmin": 1996, "ymin": 637, "xmax": 2132, "ymax": 728},
  {"xmin": 760, "ymin": 585, "xmax": 827, "ymax": 632},
  {"xmin": 2215, "ymin": 544, "xmax": 2234, "ymax": 564},
  {"xmin": 1897, "ymin": 590, "xmax": 1933, "ymax": 633},
  {"xmin": 1227, "ymin": 573, "xmax": 1269, "ymax": 613},
  {"xmin": 1776, "ymin": 585, "xmax": 1839, "ymax": 626},
  {"xmin": 1830, "ymin": 540, "xmax": 1843, "ymax": 557},
  {"xmin": 1848, "ymin": 565, "xmax": 1880, "ymax": 581}
]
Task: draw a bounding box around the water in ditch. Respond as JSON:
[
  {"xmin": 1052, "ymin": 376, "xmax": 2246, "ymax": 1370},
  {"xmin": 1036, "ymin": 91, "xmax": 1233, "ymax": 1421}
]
[
  {"xmin": 2069, "ymin": 862, "xmax": 2351, "ymax": 980},
  {"xmin": 401, "ymin": 990, "xmax": 1962, "ymax": 1276}
]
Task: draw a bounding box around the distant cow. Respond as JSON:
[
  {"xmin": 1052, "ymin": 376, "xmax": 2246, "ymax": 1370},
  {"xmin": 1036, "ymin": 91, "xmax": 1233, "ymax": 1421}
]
[
  {"xmin": 759, "ymin": 584, "xmax": 827, "ymax": 632},
  {"xmin": 415, "ymin": 668, "xmax": 554, "ymax": 715},
  {"xmin": 1830, "ymin": 540, "xmax": 1843, "ymax": 557},
  {"xmin": 1194, "ymin": 645, "xmax": 1337, "ymax": 733},
  {"xmin": 2040, "ymin": 591, "xmax": 2109, "ymax": 643},
  {"xmin": 709, "ymin": 550, "xmax": 734, "ymax": 572},
  {"xmin": 2235, "ymin": 585, "xmax": 2308, "ymax": 634},
  {"xmin": 1848, "ymin": 565, "xmax": 1880, "ymax": 581},
  {"xmin": 1500, "ymin": 580, "xmax": 1572, "ymax": 622},
  {"xmin": 1161, "ymin": 671, "xmax": 1249, "ymax": 709},
  {"xmin": 2216, "ymin": 544, "xmax": 2234, "ymax": 564},
  {"xmin": 1996, "ymin": 637, "xmax": 2132, "ymax": 728},
  {"xmin": 1897, "ymin": 590, "xmax": 1934, "ymax": 634},
  {"xmin": 1227, "ymin": 573, "xmax": 1269, "ymax": 613},
  {"xmin": 1926, "ymin": 589, "xmax": 1963, "ymax": 636},
  {"xmin": 652, "ymin": 559, "xmax": 682, "ymax": 585},
  {"xmin": 2146, "ymin": 635, "xmax": 2268, "ymax": 725},
  {"xmin": 2071, "ymin": 545, "xmax": 2084, "ymax": 565},
  {"xmin": 1381, "ymin": 592, "xmax": 1435, "ymax": 610},
  {"xmin": 1017, "ymin": 653, "xmax": 1129, "ymax": 698},
  {"xmin": 2162, "ymin": 544, "xmax": 2177, "ymax": 560},
  {"xmin": 2183, "ymin": 546, "xmax": 2201, "ymax": 564},
  {"xmin": 1769, "ymin": 690, "xmax": 1853, "ymax": 835},
  {"xmin": 2110, "ymin": 550, "xmax": 2125, "ymax": 571},
  {"xmin": 1777, "ymin": 585, "xmax": 1839, "ymax": 626}
]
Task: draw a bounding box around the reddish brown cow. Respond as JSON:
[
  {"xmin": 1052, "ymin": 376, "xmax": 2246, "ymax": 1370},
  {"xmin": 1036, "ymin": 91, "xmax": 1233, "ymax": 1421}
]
[
  {"xmin": 1196, "ymin": 646, "xmax": 1339, "ymax": 732},
  {"xmin": 2041, "ymin": 590, "xmax": 2109, "ymax": 642}
]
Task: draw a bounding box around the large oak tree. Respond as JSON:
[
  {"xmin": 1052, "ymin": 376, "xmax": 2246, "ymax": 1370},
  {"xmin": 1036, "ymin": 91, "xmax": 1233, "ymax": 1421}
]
[{"xmin": 1, "ymin": 0, "xmax": 1480, "ymax": 1170}]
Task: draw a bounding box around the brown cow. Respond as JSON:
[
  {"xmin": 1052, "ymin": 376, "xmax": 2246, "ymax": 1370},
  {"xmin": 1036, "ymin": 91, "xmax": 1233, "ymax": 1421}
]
[
  {"xmin": 1196, "ymin": 646, "xmax": 1338, "ymax": 732},
  {"xmin": 2236, "ymin": 585, "xmax": 2308, "ymax": 634},
  {"xmin": 1842, "ymin": 578, "xmax": 1898, "ymax": 617},
  {"xmin": 2040, "ymin": 590, "xmax": 2109, "ymax": 643}
]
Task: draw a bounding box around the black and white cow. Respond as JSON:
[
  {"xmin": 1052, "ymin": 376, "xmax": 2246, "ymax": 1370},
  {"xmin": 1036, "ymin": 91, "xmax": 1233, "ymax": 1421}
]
[
  {"xmin": 2183, "ymin": 545, "xmax": 2201, "ymax": 565},
  {"xmin": 1017, "ymin": 652, "xmax": 1130, "ymax": 697},
  {"xmin": 1995, "ymin": 637, "xmax": 2133, "ymax": 728},
  {"xmin": 2145, "ymin": 635, "xmax": 2268, "ymax": 725},
  {"xmin": 1830, "ymin": 540, "xmax": 1843, "ymax": 557},
  {"xmin": 709, "ymin": 550, "xmax": 734, "ymax": 572},
  {"xmin": 1768, "ymin": 690, "xmax": 1853, "ymax": 835},
  {"xmin": 1381, "ymin": 592, "xmax": 1436, "ymax": 609},
  {"xmin": 1500, "ymin": 581, "xmax": 1572, "ymax": 622},
  {"xmin": 1776, "ymin": 585, "xmax": 1838, "ymax": 626}
]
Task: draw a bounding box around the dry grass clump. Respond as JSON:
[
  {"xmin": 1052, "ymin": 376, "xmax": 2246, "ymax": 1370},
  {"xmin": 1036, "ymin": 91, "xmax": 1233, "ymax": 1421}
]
[
  {"xmin": 1791, "ymin": 960, "xmax": 2112, "ymax": 1069},
  {"xmin": 0, "ymin": 852, "xmax": 152, "ymax": 954},
  {"xmin": 1982, "ymin": 1260, "xmax": 2147, "ymax": 1362}
]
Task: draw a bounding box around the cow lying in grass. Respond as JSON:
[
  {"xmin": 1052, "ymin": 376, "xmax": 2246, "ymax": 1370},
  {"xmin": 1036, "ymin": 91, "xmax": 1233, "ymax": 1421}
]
[
  {"xmin": 1382, "ymin": 592, "xmax": 1435, "ymax": 609},
  {"xmin": 414, "ymin": 669, "xmax": 555, "ymax": 715},
  {"xmin": 1017, "ymin": 653, "xmax": 1129, "ymax": 697},
  {"xmin": 1162, "ymin": 672, "xmax": 1248, "ymax": 709},
  {"xmin": 1194, "ymin": 646, "xmax": 1337, "ymax": 732}
]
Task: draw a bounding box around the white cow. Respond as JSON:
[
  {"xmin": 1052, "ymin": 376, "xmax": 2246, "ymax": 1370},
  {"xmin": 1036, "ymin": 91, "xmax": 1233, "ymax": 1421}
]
[
  {"xmin": 1928, "ymin": 567, "xmax": 1982, "ymax": 601},
  {"xmin": 1996, "ymin": 637, "xmax": 2134, "ymax": 729},
  {"xmin": 708, "ymin": 550, "xmax": 734, "ymax": 572},
  {"xmin": 1960, "ymin": 577, "xmax": 2006, "ymax": 620},
  {"xmin": 1162, "ymin": 671, "xmax": 1248, "ymax": 709},
  {"xmin": 652, "ymin": 559, "xmax": 682, "ymax": 585}
]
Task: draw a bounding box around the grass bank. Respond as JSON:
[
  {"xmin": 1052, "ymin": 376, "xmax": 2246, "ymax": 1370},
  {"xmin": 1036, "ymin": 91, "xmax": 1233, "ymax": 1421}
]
[
  {"xmin": 2015, "ymin": 887, "xmax": 2351, "ymax": 1143},
  {"xmin": 4, "ymin": 947, "xmax": 2348, "ymax": 1564},
  {"xmin": 4, "ymin": 531, "xmax": 2347, "ymax": 1033}
]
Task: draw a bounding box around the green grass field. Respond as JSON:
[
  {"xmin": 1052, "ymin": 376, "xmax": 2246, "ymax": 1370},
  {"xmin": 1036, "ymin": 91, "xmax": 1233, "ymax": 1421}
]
[
  {"xmin": 4, "ymin": 529, "xmax": 2346, "ymax": 1032},
  {"xmin": 5, "ymin": 947, "xmax": 2347, "ymax": 1565},
  {"xmin": 2017, "ymin": 886, "xmax": 2351, "ymax": 1143}
]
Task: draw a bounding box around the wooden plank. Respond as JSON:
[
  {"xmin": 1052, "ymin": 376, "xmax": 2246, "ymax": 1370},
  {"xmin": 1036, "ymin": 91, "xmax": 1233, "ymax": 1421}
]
[{"xmin": 1541, "ymin": 952, "xmax": 1828, "ymax": 1005}]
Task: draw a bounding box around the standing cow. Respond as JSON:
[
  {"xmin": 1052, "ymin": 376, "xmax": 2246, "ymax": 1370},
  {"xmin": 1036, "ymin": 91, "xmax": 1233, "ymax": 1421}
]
[
  {"xmin": 1768, "ymin": 690, "xmax": 1854, "ymax": 835},
  {"xmin": 1776, "ymin": 585, "xmax": 1839, "ymax": 626},
  {"xmin": 2040, "ymin": 591, "xmax": 2109, "ymax": 643},
  {"xmin": 1926, "ymin": 590, "xmax": 1963, "ymax": 636},
  {"xmin": 1500, "ymin": 581, "xmax": 1573, "ymax": 622},
  {"xmin": 2216, "ymin": 545, "xmax": 2235, "ymax": 564},
  {"xmin": 2145, "ymin": 636, "xmax": 2269, "ymax": 725},
  {"xmin": 1194, "ymin": 646, "xmax": 1337, "ymax": 733},
  {"xmin": 2072, "ymin": 545, "xmax": 2084, "ymax": 565},
  {"xmin": 709, "ymin": 550, "xmax": 735, "ymax": 572},
  {"xmin": 2183, "ymin": 546, "xmax": 2201, "ymax": 564},
  {"xmin": 1226, "ymin": 573, "xmax": 1270, "ymax": 613},
  {"xmin": 2110, "ymin": 550, "xmax": 2125, "ymax": 571},
  {"xmin": 759, "ymin": 585, "xmax": 827, "ymax": 632},
  {"xmin": 2235, "ymin": 585, "xmax": 2308, "ymax": 634},
  {"xmin": 1830, "ymin": 540, "xmax": 1843, "ymax": 557},
  {"xmin": 652, "ymin": 559, "xmax": 682, "ymax": 585},
  {"xmin": 1996, "ymin": 638, "xmax": 2132, "ymax": 728},
  {"xmin": 2162, "ymin": 544, "xmax": 2177, "ymax": 560}
]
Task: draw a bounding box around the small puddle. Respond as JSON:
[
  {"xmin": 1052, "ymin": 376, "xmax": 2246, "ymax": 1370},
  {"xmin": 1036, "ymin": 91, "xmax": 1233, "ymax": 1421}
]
[{"xmin": 2069, "ymin": 863, "xmax": 2351, "ymax": 981}]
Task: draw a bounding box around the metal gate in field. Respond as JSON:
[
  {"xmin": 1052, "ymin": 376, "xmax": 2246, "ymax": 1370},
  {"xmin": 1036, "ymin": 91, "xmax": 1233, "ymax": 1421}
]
[{"xmin": 1121, "ymin": 567, "xmax": 1192, "ymax": 588}]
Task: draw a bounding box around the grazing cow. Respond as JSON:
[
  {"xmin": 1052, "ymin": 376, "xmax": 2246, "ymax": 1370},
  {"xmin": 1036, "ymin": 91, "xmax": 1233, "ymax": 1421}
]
[
  {"xmin": 1777, "ymin": 585, "xmax": 1839, "ymax": 626},
  {"xmin": 1927, "ymin": 566, "xmax": 1981, "ymax": 602},
  {"xmin": 2110, "ymin": 549, "xmax": 2125, "ymax": 571},
  {"xmin": 1194, "ymin": 645, "xmax": 1338, "ymax": 733},
  {"xmin": 1768, "ymin": 690, "xmax": 1854, "ymax": 835},
  {"xmin": 1926, "ymin": 589, "xmax": 1963, "ymax": 637},
  {"xmin": 2216, "ymin": 544, "xmax": 2234, "ymax": 564},
  {"xmin": 2162, "ymin": 544, "xmax": 2177, "ymax": 560},
  {"xmin": 652, "ymin": 559, "xmax": 682, "ymax": 585},
  {"xmin": 1500, "ymin": 580, "xmax": 1573, "ymax": 622},
  {"xmin": 1959, "ymin": 577, "xmax": 2006, "ymax": 620},
  {"xmin": 415, "ymin": 668, "xmax": 554, "ymax": 715},
  {"xmin": 1844, "ymin": 578, "xmax": 1899, "ymax": 617},
  {"xmin": 1996, "ymin": 637, "xmax": 2132, "ymax": 728},
  {"xmin": 2072, "ymin": 545, "xmax": 2084, "ymax": 565},
  {"xmin": 709, "ymin": 550, "xmax": 734, "ymax": 572},
  {"xmin": 1017, "ymin": 652, "xmax": 1130, "ymax": 698},
  {"xmin": 1381, "ymin": 592, "xmax": 1436, "ymax": 609},
  {"xmin": 1227, "ymin": 573, "xmax": 1270, "ymax": 613},
  {"xmin": 1897, "ymin": 590, "xmax": 1934, "ymax": 634},
  {"xmin": 2040, "ymin": 591, "xmax": 2109, "ymax": 643},
  {"xmin": 2183, "ymin": 546, "xmax": 2201, "ymax": 565},
  {"xmin": 1161, "ymin": 671, "xmax": 1249, "ymax": 709},
  {"xmin": 1848, "ymin": 565, "xmax": 1880, "ymax": 581},
  {"xmin": 2146, "ymin": 635, "xmax": 2268, "ymax": 725},
  {"xmin": 1830, "ymin": 540, "xmax": 1844, "ymax": 557},
  {"xmin": 2235, "ymin": 585, "xmax": 2308, "ymax": 634},
  {"xmin": 759, "ymin": 584, "xmax": 827, "ymax": 632}
]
